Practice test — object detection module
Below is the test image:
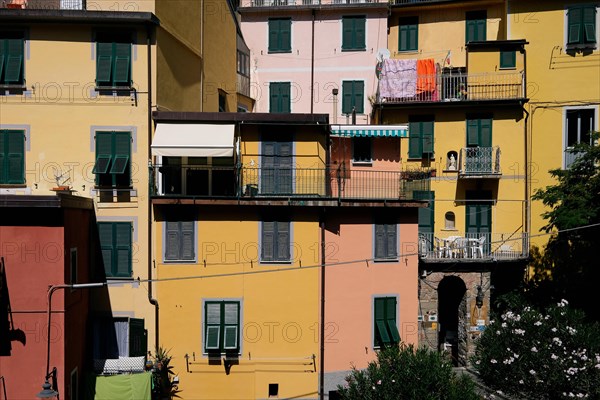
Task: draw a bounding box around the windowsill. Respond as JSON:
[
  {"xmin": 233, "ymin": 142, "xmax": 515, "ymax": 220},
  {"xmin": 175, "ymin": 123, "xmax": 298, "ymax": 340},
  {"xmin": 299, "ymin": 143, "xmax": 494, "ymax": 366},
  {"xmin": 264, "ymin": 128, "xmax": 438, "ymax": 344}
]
[
  {"xmin": 95, "ymin": 86, "xmax": 134, "ymax": 96},
  {"xmin": 163, "ymin": 259, "xmax": 197, "ymax": 264},
  {"xmin": 499, "ymin": 66, "xmax": 516, "ymax": 70},
  {"xmin": 407, "ymin": 157, "xmax": 434, "ymax": 161},
  {"xmin": 341, "ymin": 48, "xmax": 366, "ymax": 52},
  {"xmin": 0, "ymin": 85, "xmax": 26, "ymax": 95},
  {"xmin": 259, "ymin": 260, "xmax": 293, "ymax": 265},
  {"xmin": 565, "ymin": 44, "xmax": 597, "ymax": 52},
  {"xmin": 397, "ymin": 49, "xmax": 418, "ymax": 53},
  {"xmin": 441, "ymin": 229, "xmax": 458, "ymax": 232},
  {"xmin": 442, "ymin": 169, "xmax": 458, "ymax": 173},
  {"xmin": 373, "ymin": 258, "xmax": 399, "ymax": 263},
  {"xmin": 352, "ymin": 161, "xmax": 372, "ymax": 166},
  {"xmin": 204, "ymin": 351, "xmax": 241, "ymax": 357},
  {"xmin": 268, "ymin": 50, "xmax": 292, "ymax": 54},
  {"xmin": 0, "ymin": 184, "xmax": 27, "ymax": 188}
]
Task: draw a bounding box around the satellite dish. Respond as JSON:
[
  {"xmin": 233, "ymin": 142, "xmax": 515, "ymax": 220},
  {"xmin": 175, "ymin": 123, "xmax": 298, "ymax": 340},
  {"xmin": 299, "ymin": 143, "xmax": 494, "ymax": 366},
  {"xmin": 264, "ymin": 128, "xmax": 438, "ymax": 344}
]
[{"xmin": 376, "ymin": 49, "xmax": 391, "ymax": 62}]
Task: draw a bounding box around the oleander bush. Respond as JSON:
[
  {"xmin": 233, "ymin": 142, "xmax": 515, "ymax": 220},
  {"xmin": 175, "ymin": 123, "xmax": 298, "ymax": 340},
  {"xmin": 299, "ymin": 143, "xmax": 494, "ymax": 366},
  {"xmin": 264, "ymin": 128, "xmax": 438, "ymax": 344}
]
[
  {"xmin": 338, "ymin": 343, "xmax": 479, "ymax": 400},
  {"xmin": 473, "ymin": 295, "xmax": 600, "ymax": 399}
]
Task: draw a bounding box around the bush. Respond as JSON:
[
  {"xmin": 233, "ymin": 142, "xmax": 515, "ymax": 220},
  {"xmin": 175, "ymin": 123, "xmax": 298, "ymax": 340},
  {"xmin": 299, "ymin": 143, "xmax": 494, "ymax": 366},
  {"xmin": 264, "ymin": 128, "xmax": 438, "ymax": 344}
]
[
  {"xmin": 473, "ymin": 296, "xmax": 600, "ymax": 399},
  {"xmin": 338, "ymin": 344, "xmax": 479, "ymax": 400}
]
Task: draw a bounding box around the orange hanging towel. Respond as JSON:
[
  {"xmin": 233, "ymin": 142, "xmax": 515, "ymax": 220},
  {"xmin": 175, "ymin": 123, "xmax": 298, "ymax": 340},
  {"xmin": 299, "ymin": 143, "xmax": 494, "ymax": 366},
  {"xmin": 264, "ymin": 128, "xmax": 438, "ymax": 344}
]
[{"xmin": 416, "ymin": 58, "xmax": 436, "ymax": 94}]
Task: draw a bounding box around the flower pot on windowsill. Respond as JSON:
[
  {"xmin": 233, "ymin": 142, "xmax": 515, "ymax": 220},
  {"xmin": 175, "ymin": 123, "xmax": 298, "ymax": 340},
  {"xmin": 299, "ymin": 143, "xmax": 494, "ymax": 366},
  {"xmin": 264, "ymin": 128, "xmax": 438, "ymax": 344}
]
[
  {"xmin": 430, "ymin": 169, "xmax": 437, "ymax": 177},
  {"xmin": 51, "ymin": 186, "xmax": 72, "ymax": 193}
]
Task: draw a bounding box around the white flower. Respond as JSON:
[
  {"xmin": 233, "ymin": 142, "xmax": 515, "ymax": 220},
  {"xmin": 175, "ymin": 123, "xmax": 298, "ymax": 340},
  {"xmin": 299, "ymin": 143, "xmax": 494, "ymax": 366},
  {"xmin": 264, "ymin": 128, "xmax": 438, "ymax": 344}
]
[
  {"xmin": 569, "ymin": 393, "xmax": 575, "ymax": 398},
  {"xmin": 377, "ymin": 380, "xmax": 382, "ymax": 385},
  {"xmin": 514, "ymin": 353, "xmax": 520, "ymax": 358},
  {"xmin": 501, "ymin": 322, "xmax": 507, "ymax": 328},
  {"xmin": 476, "ymin": 360, "xmax": 481, "ymax": 365},
  {"xmin": 531, "ymin": 346, "xmax": 538, "ymax": 353},
  {"xmin": 567, "ymin": 326, "xmax": 577, "ymax": 335},
  {"xmin": 529, "ymin": 369, "xmax": 536, "ymax": 375},
  {"xmin": 551, "ymin": 353, "xmax": 559, "ymax": 360},
  {"xmin": 551, "ymin": 327, "xmax": 558, "ymax": 332},
  {"xmin": 595, "ymin": 364, "xmax": 600, "ymax": 369},
  {"xmin": 372, "ymin": 386, "xmax": 376, "ymax": 390},
  {"xmin": 552, "ymin": 337, "xmax": 563, "ymax": 346},
  {"xmin": 519, "ymin": 380, "xmax": 524, "ymax": 384},
  {"xmin": 559, "ymin": 299, "xmax": 569, "ymax": 307},
  {"xmin": 491, "ymin": 359, "xmax": 498, "ymax": 364},
  {"xmin": 391, "ymin": 379, "xmax": 395, "ymax": 383},
  {"xmin": 534, "ymin": 321, "xmax": 542, "ymax": 326},
  {"xmin": 514, "ymin": 328, "xmax": 525, "ymax": 335}
]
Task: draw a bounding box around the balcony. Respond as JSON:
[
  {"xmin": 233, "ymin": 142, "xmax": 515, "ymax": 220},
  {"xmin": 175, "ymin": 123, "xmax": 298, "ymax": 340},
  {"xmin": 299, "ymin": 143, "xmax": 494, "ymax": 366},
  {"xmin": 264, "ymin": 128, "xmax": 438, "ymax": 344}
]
[
  {"xmin": 1, "ymin": 0, "xmax": 85, "ymax": 9},
  {"xmin": 419, "ymin": 232, "xmax": 529, "ymax": 262},
  {"xmin": 377, "ymin": 71, "xmax": 525, "ymax": 105},
  {"xmin": 239, "ymin": 0, "xmax": 387, "ymax": 8},
  {"xmin": 458, "ymin": 146, "xmax": 501, "ymax": 178},
  {"xmin": 150, "ymin": 164, "xmax": 431, "ymax": 203}
]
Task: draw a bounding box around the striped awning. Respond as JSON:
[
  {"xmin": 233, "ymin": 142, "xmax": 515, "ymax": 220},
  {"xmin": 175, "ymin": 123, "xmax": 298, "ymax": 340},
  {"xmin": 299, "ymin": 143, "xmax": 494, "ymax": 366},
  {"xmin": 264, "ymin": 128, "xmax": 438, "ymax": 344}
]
[{"xmin": 330, "ymin": 125, "xmax": 409, "ymax": 138}]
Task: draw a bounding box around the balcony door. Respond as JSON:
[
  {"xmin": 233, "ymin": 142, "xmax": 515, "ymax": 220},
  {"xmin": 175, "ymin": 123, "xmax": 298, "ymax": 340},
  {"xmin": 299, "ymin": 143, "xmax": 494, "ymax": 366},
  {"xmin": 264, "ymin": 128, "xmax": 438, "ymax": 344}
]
[
  {"xmin": 465, "ymin": 190, "xmax": 492, "ymax": 255},
  {"xmin": 466, "ymin": 118, "xmax": 492, "ymax": 174},
  {"xmin": 261, "ymin": 137, "xmax": 292, "ymax": 195}
]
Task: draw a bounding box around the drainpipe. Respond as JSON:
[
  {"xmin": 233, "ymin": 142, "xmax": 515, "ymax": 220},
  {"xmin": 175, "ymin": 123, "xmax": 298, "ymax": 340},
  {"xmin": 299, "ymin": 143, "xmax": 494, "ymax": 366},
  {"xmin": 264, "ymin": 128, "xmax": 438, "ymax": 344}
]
[
  {"xmin": 522, "ymin": 43, "xmax": 530, "ymax": 266},
  {"xmin": 311, "ymin": 9, "xmax": 315, "ymax": 114},
  {"xmin": 319, "ymin": 213, "xmax": 326, "ymax": 400},
  {"xmin": 147, "ymin": 26, "xmax": 159, "ymax": 353}
]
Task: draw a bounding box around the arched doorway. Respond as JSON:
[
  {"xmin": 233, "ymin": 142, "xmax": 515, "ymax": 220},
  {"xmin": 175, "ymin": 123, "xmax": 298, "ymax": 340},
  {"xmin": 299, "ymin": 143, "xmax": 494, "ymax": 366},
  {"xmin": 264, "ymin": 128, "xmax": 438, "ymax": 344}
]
[{"xmin": 438, "ymin": 276, "xmax": 467, "ymax": 366}]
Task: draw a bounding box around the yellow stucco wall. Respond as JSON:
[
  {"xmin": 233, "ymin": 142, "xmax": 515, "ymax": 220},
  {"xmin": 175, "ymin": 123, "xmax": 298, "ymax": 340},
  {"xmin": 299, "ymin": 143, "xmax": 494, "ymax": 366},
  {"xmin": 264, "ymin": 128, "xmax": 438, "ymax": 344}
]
[
  {"xmin": 509, "ymin": 0, "xmax": 600, "ymax": 246},
  {"xmin": 468, "ymin": 47, "xmax": 525, "ymax": 74},
  {"xmin": 389, "ymin": 2, "xmax": 506, "ymax": 66}
]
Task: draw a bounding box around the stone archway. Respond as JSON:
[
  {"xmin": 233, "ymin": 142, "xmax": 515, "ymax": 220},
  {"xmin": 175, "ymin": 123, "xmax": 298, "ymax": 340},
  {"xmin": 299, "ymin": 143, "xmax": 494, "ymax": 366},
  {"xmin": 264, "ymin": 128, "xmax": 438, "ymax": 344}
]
[{"xmin": 438, "ymin": 276, "xmax": 467, "ymax": 366}]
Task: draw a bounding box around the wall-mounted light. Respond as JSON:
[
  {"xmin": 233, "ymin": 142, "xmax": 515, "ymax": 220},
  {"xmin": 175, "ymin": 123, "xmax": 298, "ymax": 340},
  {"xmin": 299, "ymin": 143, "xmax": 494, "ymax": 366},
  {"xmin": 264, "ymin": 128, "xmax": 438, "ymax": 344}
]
[{"xmin": 37, "ymin": 367, "xmax": 58, "ymax": 399}]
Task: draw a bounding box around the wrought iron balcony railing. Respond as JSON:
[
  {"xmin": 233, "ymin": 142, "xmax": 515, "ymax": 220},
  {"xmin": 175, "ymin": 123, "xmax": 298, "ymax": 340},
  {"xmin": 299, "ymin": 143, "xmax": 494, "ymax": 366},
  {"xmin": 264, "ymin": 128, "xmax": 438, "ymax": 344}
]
[
  {"xmin": 419, "ymin": 232, "xmax": 529, "ymax": 261},
  {"xmin": 458, "ymin": 146, "xmax": 501, "ymax": 177},
  {"xmin": 150, "ymin": 164, "xmax": 431, "ymax": 201},
  {"xmin": 239, "ymin": 0, "xmax": 388, "ymax": 7},
  {"xmin": 377, "ymin": 71, "xmax": 525, "ymax": 104}
]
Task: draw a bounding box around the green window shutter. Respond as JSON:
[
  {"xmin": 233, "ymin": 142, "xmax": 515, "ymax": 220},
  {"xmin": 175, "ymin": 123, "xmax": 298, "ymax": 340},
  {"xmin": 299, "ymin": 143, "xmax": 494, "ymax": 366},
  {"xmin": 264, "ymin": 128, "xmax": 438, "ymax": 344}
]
[
  {"xmin": 476, "ymin": 19, "xmax": 486, "ymax": 41},
  {"xmin": 165, "ymin": 221, "xmax": 180, "ymax": 260},
  {"xmin": 355, "ymin": 17, "xmax": 366, "ymax": 50},
  {"xmin": 583, "ymin": 7, "xmax": 597, "ymax": 43},
  {"xmin": 0, "ymin": 54, "xmax": 4, "ymax": 82},
  {"xmin": 268, "ymin": 19, "xmax": 278, "ymax": 52},
  {"xmin": 385, "ymin": 298, "xmax": 400, "ymax": 343},
  {"xmin": 500, "ymin": 51, "xmax": 516, "ymax": 69},
  {"xmin": 281, "ymin": 19, "xmax": 291, "ymax": 52},
  {"xmin": 465, "ymin": 203, "xmax": 479, "ymax": 235},
  {"xmin": 1, "ymin": 130, "xmax": 25, "ymax": 184},
  {"xmin": 96, "ymin": 42, "xmax": 113, "ymax": 85},
  {"xmin": 113, "ymin": 43, "xmax": 131, "ymax": 85},
  {"xmin": 223, "ymin": 302, "xmax": 239, "ymax": 350},
  {"xmin": 467, "ymin": 119, "xmax": 480, "ymax": 146},
  {"xmin": 128, "ymin": 318, "xmax": 146, "ymax": 357},
  {"xmin": 568, "ymin": 7, "xmax": 582, "ymax": 44},
  {"xmin": 342, "ymin": 17, "xmax": 353, "ymax": 50},
  {"xmin": 353, "ymin": 81, "xmax": 364, "ymax": 114},
  {"xmin": 280, "ymin": 82, "xmax": 291, "ymax": 113},
  {"xmin": 422, "ymin": 121, "xmax": 434, "ymax": 154},
  {"xmin": 466, "ymin": 19, "xmax": 476, "ymax": 43},
  {"xmin": 408, "ymin": 23, "xmax": 418, "ymax": 51},
  {"xmin": 110, "ymin": 132, "xmax": 130, "ymax": 174},
  {"xmin": 115, "ymin": 222, "xmax": 132, "ymax": 277},
  {"xmin": 399, "ymin": 18, "xmax": 418, "ymax": 51},
  {"xmin": 98, "ymin": 222, "xmax": 114, "ymax": 277},
  {"xmin": 399, "ymin": 24, "xmax": 409, "ymax": 51},
  {"xmin": 93, "ymin": 132, "xmax": 113, "ymax": 175},
  {"xmin": 480, "ymin": 118, "xmax": 492, "ymax": 147},
  {"xmin": 386, "ymin": 224, "xmax": 397, "ymax": 259},
  {"xmin": 269, "ymin": 83, "xmax": 280, "ymax": 113},
  {"xmin": 374, "ymin": 224, "xmax": 386, "ymax": 259},
  {"xmin": 262, "ymin": 221, "xmax": 275, "ymax": 261},
  {"xmin": 408, "ymin": 122, "xmax": 422, "ymax": 158},
  {"xmin": 276, "ymin": 221, "xmax": 290, "ymax": 261},
  {"xmin": 342, "ymin": 81, "xmax": 353, "ymax": 114},
  {"xmin": 374, "ymin": 298, "xmax": 391, "ymax": 345},
  {"xmin": 180, "ymin": 221, "xmax": 195, "ymax": 260},
  {"xmin": 414, "ymin": 191, "xmax": 434, "ymax": 234},
  {"xmin": 5, "ymin": 39, "xmax": 23, "ymax": 84},
  {"xmin": 205, "ymin": 302, "xmax": 221, "ymax": 351}
]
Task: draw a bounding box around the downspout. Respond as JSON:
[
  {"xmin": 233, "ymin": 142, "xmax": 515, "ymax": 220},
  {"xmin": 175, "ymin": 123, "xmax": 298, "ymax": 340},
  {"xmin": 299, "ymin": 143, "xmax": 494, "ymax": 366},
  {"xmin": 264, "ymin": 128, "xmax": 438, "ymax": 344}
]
[
  {"xmin": 311, "ymin": 9, "xmax": 315, "ymax": 114},
  {"xmin": 147, "ymin": 25, "xmax": 159, "ymax": 352},
  {"xmin": 522, "ymin": 44, "xmax": 530, "ymax": 268},
  {"xmin": 200, "ymin": 1, "xmax": 204, "ymax": 112},
  {"xmin": 319, "ymin": 213, "xmax": 326, "ymax": 400}
]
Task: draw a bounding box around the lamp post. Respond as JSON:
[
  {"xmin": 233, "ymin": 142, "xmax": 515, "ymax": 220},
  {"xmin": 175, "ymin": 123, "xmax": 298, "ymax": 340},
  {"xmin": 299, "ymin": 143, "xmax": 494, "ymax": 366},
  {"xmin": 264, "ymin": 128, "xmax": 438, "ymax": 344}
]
[{"xmin": 37, "ymin": 283, "xmax": 106, "ymax": 399}]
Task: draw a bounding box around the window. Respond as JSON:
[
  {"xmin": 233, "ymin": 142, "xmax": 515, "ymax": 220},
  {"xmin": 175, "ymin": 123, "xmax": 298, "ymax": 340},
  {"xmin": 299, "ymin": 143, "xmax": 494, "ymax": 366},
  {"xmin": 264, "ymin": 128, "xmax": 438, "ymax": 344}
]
[
  {"xmin": 204, "ymin": 301, "xmax": 240, "ymax": 353},
  {"xmin": 408, "ymin": 117, "xmax": 434, "ymax": 159},
  {"xmin": 261, "ymin": 220, "xmax": 291, "ymax": 262},
  {"xmin": 0, "ymin": 129, "xmax": 25, "ymax": 185},
  {"xmin": 342, "ymin": 80, "xmax": 364, "ymax": 114},
  {"xmin": 96, "ymin": 32, "xmax": 132, "ymax": 88},
  {"xmin": 352, "ymin": 137, "xmax": 372, "ymax": 163},
  {"xmin": 567, "ymin": 6, "xmax": 597, "ymax": 47},
  {"xmin": 500, "ymin": 51, "xmax": 516, "ymax": 69},
  {"xmin": 93, "ymin": 317, "xmax": 146, "ymax": 359},
  {"xmin": 237, "ymin": 50, "xmax": 250, "ymax": 77},
  {"xmin": 414, "ymin": 190, "xmax": 434, "ymax": 235},
  {"xmin": 98, "ymin": 222, "xmax": 132, "ymax": 278},
  {"xmin": 219, "ymin": 91, "xmax": 227, "ymax": 112},
  {"xmin": 70, "ymin": 248, "xmax": 77, "ymax": 285},
  {"xmin": 268, "ymin": 18, "xmax": 291, "ymax": 53},
  {"xmin": 93, "ymin": 131, "xmax": 131, "ymax": 188},
  {"xmin": 270, "ymin": 82, "xmax": 291, "ymax": 113},
  {"xmin": 399, "ymin": 17, "xmax": 418, "ymax": 52},
  {"xmin": 466, "ymin": 10, "xmax": 486, "ymax": 43},
  {"xmin": 342, "ymin": 16, "xmax": 366, "ymax": 51},
  {"xmin": 466, "ymin": 118, "xmax": 492, "ymax": 147},
  {"xmin": 374, "ymin": 223, "xmax": 397, "ymax": 261},
  {"xmin": 565, "ymin": 108, "xmax": 595, "ymax": 168},
  {"xmin": 374, "ymin": 297, "xmax": 400, "ymax": 348},
  {"xmin": 165, "ymin": 221, "xmax": 195, "ymax": 262},
  {"xmin": 0, "ymin": 31, "xmax": 25, "ymax": 87},
  {"xmin": 444, "ymin": 212, "xmax": 456, "ymax": 230}
]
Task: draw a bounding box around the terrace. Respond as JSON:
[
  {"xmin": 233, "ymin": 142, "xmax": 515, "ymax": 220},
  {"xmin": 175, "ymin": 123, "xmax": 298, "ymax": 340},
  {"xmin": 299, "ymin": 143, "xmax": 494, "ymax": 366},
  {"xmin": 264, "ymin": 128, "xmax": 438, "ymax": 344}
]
[{"xmin": 419, "ymin": 232, "xmax": 529, "ymax": 262}]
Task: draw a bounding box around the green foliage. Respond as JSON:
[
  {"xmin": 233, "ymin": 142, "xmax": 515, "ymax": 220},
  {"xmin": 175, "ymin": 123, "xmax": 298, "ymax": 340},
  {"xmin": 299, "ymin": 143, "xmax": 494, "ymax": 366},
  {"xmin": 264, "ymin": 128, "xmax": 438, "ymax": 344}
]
[
  {"xmin": 473, "ymin": 295, "xmax": 600, "ymax": 399},
  {"xmin": 151, "ymin": 347, "xmax": 181, "ymax": 400},
  {"xmin": 338, "ymin": 344, "xmax": 479, "ymax": 400},
  {"xmin": 531, "ymin": 132, "xmax": 600, "ymax": 321}
]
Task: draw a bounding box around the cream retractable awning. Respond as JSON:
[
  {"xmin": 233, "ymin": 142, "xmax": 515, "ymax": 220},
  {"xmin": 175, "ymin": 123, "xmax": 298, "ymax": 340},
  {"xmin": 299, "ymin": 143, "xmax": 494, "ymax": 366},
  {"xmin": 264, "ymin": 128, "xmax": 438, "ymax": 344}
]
[{"xmin": 151, "ymin": 123, "xmax": 235, "ymax": 157}]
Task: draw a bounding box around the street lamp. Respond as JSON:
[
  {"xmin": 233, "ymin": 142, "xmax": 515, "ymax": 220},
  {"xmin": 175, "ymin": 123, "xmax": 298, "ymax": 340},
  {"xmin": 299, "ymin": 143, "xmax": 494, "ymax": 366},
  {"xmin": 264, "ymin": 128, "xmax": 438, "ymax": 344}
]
[{"xmin": 37, "ymin": 368, "xmax": 58, "ymax": 399}]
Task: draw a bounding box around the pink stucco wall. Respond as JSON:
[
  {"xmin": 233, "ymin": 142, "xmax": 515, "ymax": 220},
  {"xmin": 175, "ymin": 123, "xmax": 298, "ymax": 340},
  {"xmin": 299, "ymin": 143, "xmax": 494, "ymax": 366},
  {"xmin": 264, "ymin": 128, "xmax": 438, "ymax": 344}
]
[
  {"xmin": 331, "ymin": 136, "xmax": 402, "ymax": 171},
  {"xmin": 323, "ymin": 212, "xmax": 419, "ymax": 373},
  {"xmin": 241, "ymin": 8, "xmax": 388, "ymax": 123}
]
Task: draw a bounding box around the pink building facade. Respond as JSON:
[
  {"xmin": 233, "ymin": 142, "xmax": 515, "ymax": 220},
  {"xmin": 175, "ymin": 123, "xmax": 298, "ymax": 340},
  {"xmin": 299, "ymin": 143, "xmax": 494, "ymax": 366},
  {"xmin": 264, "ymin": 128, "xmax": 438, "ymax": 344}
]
[{"xmin": 239, "ymin": 1, "xmax": 388, "ymax": 124}]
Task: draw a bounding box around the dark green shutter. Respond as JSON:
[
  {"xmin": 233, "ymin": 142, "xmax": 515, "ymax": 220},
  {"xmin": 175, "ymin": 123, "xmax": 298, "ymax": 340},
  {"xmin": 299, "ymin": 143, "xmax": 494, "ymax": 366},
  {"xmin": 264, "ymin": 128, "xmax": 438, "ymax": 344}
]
[
  {"xmin": 386, "ymin": 298, "xmax": 400, "ymax": 343},
  {"xmin": 3, "ymin": 131, "xmax": 25, "ymax": 184},
  {"xmin": 128, "ymin": 318, "xmax": 146, "ymax": 357},
  {"xmin": 98, "ymin": 223, "xmax": 114, "ymax": 277},
  {"xmin": 583, "ymin": 7, "xmax": 597, "ymax": 43},
  {"xmin": 205, "ymin": 302, "xmax": 221, "ymax": 351},
  {"xmin": 115, "ymin": 222, "xmax": 132, "ymax": 277},
  {"xmin": 0, "ymin": 132, "xmax": 4, "ymax": 183},
  {"xmin": 374, "ymin": 298, "xmax": 390, "ymax": 345},
  {"xmin": 466, "ymin": 19, "xmax": 476, "ymax": 43},
  {"xmin": 96, "ymin": 42, "xmax": 113, "ymax": 85},
  {"xmin": 422, "ymin": 121, "xmax": 434, "ymax": 154},
  {"xmin": 476, "ymin": 19, "xmax": 486, "ymax": 41},
  {"xmin": 467, "ymin": 119, "xmax": 479, "ymax": 146},
  {"xmin": 568, "ymin": 7, "xmax": 582, "ymax": 44},
  {"xmin": 280, "ymin": 82, "xmax": 291, "ymax": 113},
  {"xmin": 93, "ymin": 132, "xmax": 112, "ymax": 174},
  {"xmin": 342, "ymin": 17, "xmax": 365, "ymax": 50},
  {"xmin": 386, "ymin": 224, "xmax": 397, "ymax": 259},
  {"xmin": 110, "ymin": 132, "xmax": 130, "ymax": 174},
  {"xmin": 408, "ymin": 23, "xmax": 418, "ymax": 51},
  {"xmin": 113, "ymin": 43, "xmax": 131, "ymax": 85},
  {"xmin": 268, "ymin": 19, "xmax": 278, "ymax": 52},
  {"xmin": 500, "ymin": 51, "xmax": 516, "ymax": 69},
  {"xmin": 0, "ymin": 39, "xmax": 5, "ymax": 81},
  {"xmin": 354, "ymin": 81, "xmax": 364, "ymax": 113},
  {"xmin": 181, "ymin": 221, "xmax": 195, "ymax": 260},
  {"xmin": 414, "ymin": 191, "xmax": 434, "ymax": 235},
  {"xmin": 374, "ymin": 224, "xmax": 385, "ymax": 259},
  {"xmin": 276, "ymin": 221, "xmax": 290, "ymax": 261},
  {"xmin": 342, "ymin": 17, "xmax": 353, "ymax": 50},
  {"xmin": 269, "ymin": 83, "xmax": 280, "ymax": 113},
  {"xmin": 399, "ymin": 18, "xmax": 418, "ymax": 51},
  {"xmin": 262, "ymin": 221, "xmax": 275, "ymax": 261},
  {"xmin": 223, "ymin": 303, "xmax": 239, "ymax": 350},
  {"xmin": 408, "ymin": 122, "xmax": 422, "ymax": 158},
  {"xmin": 281, "ymin": 19, "xmax": 291, "ymax": 52},
  {"xmin": 480, "ymin": 118, "xmax": 492, "ymax": 147},
  {"xmin": 5, "ymin": 39, "xmax": 23, "ymax": 84},
  {"xmin": 342, "ymin": 81, "xmax": 353, "ymax": 114},
  {"xmin": 355, "ymin": 17, "xmax": 365, "ymax": 50}
]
